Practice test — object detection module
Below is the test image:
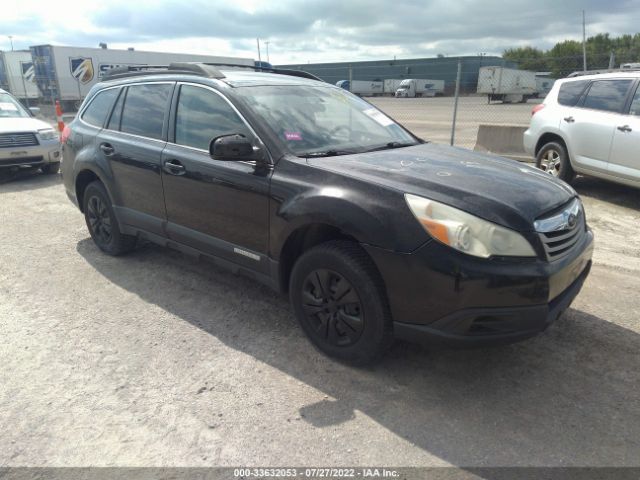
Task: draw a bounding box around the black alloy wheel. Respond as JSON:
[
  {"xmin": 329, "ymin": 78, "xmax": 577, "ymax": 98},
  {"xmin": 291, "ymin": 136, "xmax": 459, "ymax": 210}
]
[
  {"xmin": 301, "ymin": 269, "xmax": 364, "ymax": 347},
  {"xmin": 86, "ymin": 194, "xmax": 113, "ymax": 246}
]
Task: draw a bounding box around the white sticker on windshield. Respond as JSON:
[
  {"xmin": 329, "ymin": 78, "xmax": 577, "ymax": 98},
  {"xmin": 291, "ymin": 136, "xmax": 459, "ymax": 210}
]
[
  {"xmin": 363, "ymin": 108, "xmax": 394, "ymax": 127},
  {"xmin": 0, "ymin": 102, "xmax": 18, "ymax": 111}
]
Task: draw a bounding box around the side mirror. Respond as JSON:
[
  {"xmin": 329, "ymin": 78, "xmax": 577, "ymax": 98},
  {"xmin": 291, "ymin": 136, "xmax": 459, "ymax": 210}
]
[
  {"xmin": 29, "ymin": 107, "xmax": 41, "ymax": 116},
  {"xmin": 209, "ymin": 134, "xmax": 262, "ymax": 161}
]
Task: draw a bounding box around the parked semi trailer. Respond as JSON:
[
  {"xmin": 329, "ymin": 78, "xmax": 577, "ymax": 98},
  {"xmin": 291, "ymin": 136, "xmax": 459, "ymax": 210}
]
[
  {"xmin": 336, "ymin": 80, "xmax": 383, "ymax": 96},
  {"xmin": 0, "ymin": 51, "xmax": 39, "ymax": 103},
  {"xmin": 383, "ymin": 79, "xmax": 404, "ymax": 95},
  {"xmin": 29, "ymin": 45, "xmax": 256, "ymax": 110},
  {"xmin": 394, "ymin": 78, "xmax": 445, "ymax": 98},
  {"xmin": 477, "ymin": 66, "xmax": 537, "ymax": 103}
]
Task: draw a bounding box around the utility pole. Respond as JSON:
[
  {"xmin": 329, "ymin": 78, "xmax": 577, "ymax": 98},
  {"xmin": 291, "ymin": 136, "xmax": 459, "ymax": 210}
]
[
  {"xmin": 265, "ymin": 41, "xmax": 270, "ymax": 64},
  {"xmin": 8, "ymin": 35, "xmax": 14, "ymax": 51},
  {"xmin": 582, "ymin": 10, "xmax": 587, "ymax": 72},
  {"xmin": 256, "ymin": 38, "xmax": 262, "ymax": 66}
]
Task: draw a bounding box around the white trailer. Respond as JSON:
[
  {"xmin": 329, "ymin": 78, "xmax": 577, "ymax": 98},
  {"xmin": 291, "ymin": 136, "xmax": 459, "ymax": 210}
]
[
  {"xmin": 394, "ymin": 78, "xmax": 445, "ymax": 98},
  {"xmin": 383, "ymin": 79, "xmax": 404, "ymax": 95},
  {"xmin": 29, "ymin": 45, "xmax": 256, "ymax": 110},
  {"xmin": 0, "ymin": 51, "xmax": 40, "ymax": 102},
  {"xmin": 535, "ymin": 75, "xmax": 555, "ymax": 98},
  {"xmin": 336, "ymin": 80, "xmax": 383, "ymax": 96},
  {"xmin": 477, "ymin": 66, "xmax": 537, "ymax": 103}
]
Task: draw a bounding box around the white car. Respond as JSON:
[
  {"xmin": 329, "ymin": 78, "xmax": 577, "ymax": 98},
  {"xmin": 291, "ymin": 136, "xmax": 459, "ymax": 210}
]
[
  {"xmin": 524, "ymin": 71, "xmax": 640, "ymax": 187},
  {"xmin": 0, "ymin": 88, "xmax": 62, "ymax": 174}
]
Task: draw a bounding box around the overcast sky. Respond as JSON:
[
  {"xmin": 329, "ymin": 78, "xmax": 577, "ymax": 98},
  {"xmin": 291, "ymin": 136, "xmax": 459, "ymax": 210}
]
[{"xmin": 1, "ymin": 0, "xmax": 638, "ymax": 64}]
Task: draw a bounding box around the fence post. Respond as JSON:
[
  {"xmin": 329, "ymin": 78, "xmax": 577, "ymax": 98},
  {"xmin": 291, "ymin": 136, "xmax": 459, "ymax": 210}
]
[{"xmin": 450, "ymin": 59, "xmax": 462, "ymax": 146}]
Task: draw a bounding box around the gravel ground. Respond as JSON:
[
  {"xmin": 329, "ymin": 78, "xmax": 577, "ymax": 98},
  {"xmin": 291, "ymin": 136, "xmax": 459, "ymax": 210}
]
[{"xmin": 0, "ymin": 169, "xmax": 639, "ymax": 468}]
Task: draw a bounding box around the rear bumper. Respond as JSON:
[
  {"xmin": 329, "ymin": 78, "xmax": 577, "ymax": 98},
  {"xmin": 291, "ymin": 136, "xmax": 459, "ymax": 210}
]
[
  {"xmin": 523, "ymin": 129, "xmax": 536, "ymax": 157},
  {"xmin": 365, "ymin": 228, "xmax": 594, "ymax": 347}
]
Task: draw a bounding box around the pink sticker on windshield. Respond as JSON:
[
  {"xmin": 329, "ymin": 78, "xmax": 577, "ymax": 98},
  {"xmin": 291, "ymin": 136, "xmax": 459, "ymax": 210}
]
[{"xmin": 285, "ymin": 131, "xmax": 302, "ymax": 141}]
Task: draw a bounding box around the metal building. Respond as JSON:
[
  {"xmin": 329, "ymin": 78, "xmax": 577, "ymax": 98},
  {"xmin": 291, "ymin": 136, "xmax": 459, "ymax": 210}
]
[{"xmin": 277, "ymin": 56, "xmax": 513, "ymax": 94}]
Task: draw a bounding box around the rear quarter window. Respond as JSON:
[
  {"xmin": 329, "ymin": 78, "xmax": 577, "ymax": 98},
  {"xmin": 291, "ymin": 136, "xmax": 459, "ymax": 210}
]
[
  {"xmin": 81, "ymin": 88, "xmax": 119, "ymax": 127},
  {"xmin": 557, "ymin": 80, "xmax": 589, "ymax": 107}
]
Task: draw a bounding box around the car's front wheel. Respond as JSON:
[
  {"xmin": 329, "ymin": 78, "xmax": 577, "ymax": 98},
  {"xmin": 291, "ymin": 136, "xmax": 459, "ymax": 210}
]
[
  {"xmin": 289, "ymin": 240, "xmax": 393, "ymax": 365},
  {"xmin": 83, "ymin": 181, "xmax": 137, "ymax": 256},
  {"xmin": 536, "ymin": 141, "xmax": 575, "ymax": 183}
]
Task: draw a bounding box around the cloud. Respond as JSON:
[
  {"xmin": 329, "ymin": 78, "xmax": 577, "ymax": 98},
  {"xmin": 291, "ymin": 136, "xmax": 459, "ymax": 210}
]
[{"xmin": 0, "ymin": 0, "xmax": 637, "ymax": 63}]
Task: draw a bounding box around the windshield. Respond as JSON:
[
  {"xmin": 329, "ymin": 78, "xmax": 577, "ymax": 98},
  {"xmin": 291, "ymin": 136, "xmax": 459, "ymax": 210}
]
[
  {"xmin": 236, "ymin": 85, "xmax": 419, "ymax": 156},
  {"xmin": 0, "ymin": 93, "xmax": 29, "ymax": 118}
]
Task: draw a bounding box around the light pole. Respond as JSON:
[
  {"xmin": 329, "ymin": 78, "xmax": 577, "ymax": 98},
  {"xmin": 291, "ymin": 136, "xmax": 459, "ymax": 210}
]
[
  {"xmin": 8, "ymin": 35, "xmax": 14, "ymax": 51},
  {"xmin": 265, "ymin": 41, "xmax": 270, "ymax": 64}
]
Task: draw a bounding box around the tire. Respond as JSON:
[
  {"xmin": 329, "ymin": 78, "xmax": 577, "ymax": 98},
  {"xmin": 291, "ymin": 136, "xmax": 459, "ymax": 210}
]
[
  {"xmin": 41, "ymin": 162, "xmax": 60, "ymax": 174},
  {"xmin": 83, "ymin": 181, "xmax": 137, "ymax": 256},
  {"xmin": 289, "ymin": 240, "xmax": 393, "ymax": 365},
  {"xmin": 535, "ymin": 141, "xmax": 575, "ymax": 183}
]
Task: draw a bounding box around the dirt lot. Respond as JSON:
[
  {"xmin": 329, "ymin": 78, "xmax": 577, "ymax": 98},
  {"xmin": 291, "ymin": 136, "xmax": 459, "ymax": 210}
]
[
  {"xmin": 368, "ymin": 96, "xmax": 542, "ymax": 148},
  {"xmin": 0, "ymin": 167, "xmax": 639, "ymax": 468}
]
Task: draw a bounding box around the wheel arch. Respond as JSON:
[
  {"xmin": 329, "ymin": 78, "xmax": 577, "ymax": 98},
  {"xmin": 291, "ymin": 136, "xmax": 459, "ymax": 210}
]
[{"xmin": 75, "ymin": 168, "xmax": 111, "ymax": 213}]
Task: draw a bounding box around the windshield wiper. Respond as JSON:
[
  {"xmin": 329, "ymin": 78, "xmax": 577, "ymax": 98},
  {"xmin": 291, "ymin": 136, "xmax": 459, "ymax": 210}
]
[
  {"xmin": 297, "ymin": 149, "xmax": 358, "ymax": 158},
  {"xmin": 363, "ymin": 142, "xmax": 418, "ymax": 153}
]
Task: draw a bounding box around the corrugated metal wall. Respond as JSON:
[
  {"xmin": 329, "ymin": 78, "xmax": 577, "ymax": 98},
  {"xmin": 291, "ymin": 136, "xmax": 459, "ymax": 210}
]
[{"xmin": 278, "ymin": 56, "xmax": 514, "ymax": 94}]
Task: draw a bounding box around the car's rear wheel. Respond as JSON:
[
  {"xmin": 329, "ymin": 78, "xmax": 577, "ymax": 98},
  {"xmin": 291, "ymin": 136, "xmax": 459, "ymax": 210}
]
[
  {"xmin": 289, "ymin": 240, "xmax": 393, "ymax": 365},
  {"xmin": 536, "ymin": 141, "xmax": 575, "ymax": 183},
  {"xmin": 41, "ymin": 162, "xmax": 60, "ymax": 174},
  {"xmin": 83, "ymin": 181, "xmax": 136, "ymax": 255}
]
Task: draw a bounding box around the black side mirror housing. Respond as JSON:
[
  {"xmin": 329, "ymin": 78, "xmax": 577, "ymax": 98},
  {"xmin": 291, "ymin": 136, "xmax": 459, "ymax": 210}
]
[{"xmin": 209, "ymin": 134, "xmax": 263, "ymax": 162}]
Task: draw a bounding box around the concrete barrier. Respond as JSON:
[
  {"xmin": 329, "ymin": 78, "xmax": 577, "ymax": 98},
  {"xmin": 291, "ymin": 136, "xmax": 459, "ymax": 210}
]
[{"xmin": 474, "ymin": 124, "xmax": 533, "ymax": 163}]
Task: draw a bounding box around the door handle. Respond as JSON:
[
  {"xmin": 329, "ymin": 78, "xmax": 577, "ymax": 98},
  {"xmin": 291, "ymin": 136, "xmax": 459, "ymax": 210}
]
[
  {"xmin": 163, "ymin": 159, "xmax": 186, "ymax": 176},
  {"xmin": 563, "ymin": 116, "xmax": 575, "ymax": 123},
  {"xmin": 617, "ymin": 125, "xmax": 632, "ymax": 133},
  {"xmin": 99, "ymin": 143, "xmax": 115, "ymax": 156}
]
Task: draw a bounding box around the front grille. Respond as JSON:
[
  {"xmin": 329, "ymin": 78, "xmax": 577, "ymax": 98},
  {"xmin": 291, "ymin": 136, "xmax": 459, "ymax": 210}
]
[
  {"xmin": 535, "ymin": 199, "xmax": 586, "ymax": 262},
  {"xmin": 0, "ymin": 132, "xmax": 39, "ymax": 148}
]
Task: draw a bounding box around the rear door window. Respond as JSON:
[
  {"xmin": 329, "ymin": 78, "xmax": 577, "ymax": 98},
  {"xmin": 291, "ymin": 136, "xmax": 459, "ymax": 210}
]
[
  {"xmin": 106, "ymin": 88, "xmax": 125, "ymax": 130},
  {"xmin": 557, "ymin": 80, "xmax": 588, "ymax": 106},
  {"xmin": 582, "ymin": 80, "xmax": 633, "ymax": 113},
  {"xmin": 628, "ymin": 85, "xmax": 640, "ymax": 116},
  {"xmin": 120, "ymin": 83, "xmax": 173, "ymax": 140},
  {"xmin": 81, "ymin": 88, "xmax": 119, "ymax": 127}
]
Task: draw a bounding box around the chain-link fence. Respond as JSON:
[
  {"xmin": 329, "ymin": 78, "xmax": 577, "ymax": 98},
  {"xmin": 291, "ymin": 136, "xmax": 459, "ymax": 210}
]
[{"xmin": 286, "ymin": 52, "xmax": 639, "ymax": 158}]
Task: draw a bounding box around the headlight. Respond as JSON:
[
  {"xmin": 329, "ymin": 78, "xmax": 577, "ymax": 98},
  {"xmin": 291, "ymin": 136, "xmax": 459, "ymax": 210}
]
[
  {"xmin": 405, "ymin": 193, "xmax": 536, "ymax": 258},
  {"xmin": 38, "ymin": 129, "xmax": 59, "ymax": 141}
]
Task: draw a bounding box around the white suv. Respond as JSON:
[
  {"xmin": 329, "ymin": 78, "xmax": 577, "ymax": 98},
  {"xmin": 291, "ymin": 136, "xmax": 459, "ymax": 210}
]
[{"xmin": 524, "ymin": 71, "xmax": 640, "ymax": 187}]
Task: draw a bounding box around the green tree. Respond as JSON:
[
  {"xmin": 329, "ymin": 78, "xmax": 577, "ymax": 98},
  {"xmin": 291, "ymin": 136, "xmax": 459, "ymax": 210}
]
[{"xmin": 502, "ymin": 47, "xmax": 548, "ymax": 71}]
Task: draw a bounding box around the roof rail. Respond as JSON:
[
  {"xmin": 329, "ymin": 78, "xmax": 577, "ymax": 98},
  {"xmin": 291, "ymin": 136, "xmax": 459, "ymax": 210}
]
[
  {"xmin": 567, "ymin": 68, "xmax": 640, "ymax": 78},
  {"xmin": 100, "ymin": 62, "xmax": 323, "ymax": 83},
  {"xmin": 101, "ymin": 63, "xmax": 226, "ymax": 81}
]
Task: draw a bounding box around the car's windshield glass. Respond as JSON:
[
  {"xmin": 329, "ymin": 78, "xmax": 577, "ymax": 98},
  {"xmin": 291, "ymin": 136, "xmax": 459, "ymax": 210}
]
[
  {"xmin": 0, "ymin": 93, "xmax": 29, "ymax": 118},
  {"xmin": 235, "ymin": 85, "xmax": 419, "ymax": 156}
]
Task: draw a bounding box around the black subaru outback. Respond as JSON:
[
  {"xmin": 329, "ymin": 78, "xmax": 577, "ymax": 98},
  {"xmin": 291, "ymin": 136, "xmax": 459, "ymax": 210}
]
[{"xmin": 62, "ymin": 63, "xmax": 593, "ymax": 364}]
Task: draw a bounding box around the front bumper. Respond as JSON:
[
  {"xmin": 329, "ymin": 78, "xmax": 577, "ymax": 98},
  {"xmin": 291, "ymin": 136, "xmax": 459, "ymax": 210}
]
[
  {"xmin": 0, "ymin": 141, "xmax": 62, "ymax": 168},
  {"xmin": 365, "ymin": 229, "xmax": 594, "ymax": 347}
]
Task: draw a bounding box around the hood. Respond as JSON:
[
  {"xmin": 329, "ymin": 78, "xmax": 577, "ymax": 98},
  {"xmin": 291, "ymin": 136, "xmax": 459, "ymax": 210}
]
[
  {"xmin": 0, "ymin": 117, "xmax": 54, "ymax": 134},
  {"xmin": 307, "ymin": 143, "xmax": 576, "ymax": 232}
]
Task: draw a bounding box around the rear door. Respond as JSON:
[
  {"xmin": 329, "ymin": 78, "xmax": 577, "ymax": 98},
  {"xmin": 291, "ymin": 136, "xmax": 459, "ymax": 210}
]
[
  {"xmin": 560, "ymin": 79, "xmax": 634, "ymax": 173},
  {"xmin": 608, "ymin": 81, "xmax": 640, "ymax": 181},
  {"xmin": 96, "ymin": 82, "xmax": 174, "ymax": 236},
  {"xmin": 160, "ymin": 83, "xmax": 271, "ymax": 271}
]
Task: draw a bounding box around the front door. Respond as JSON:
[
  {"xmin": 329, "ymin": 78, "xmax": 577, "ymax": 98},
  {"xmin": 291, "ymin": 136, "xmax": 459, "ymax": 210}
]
[
  {"xmin": 608, "ymin": 82, "xmax": 640, "ymax": 181},
  {"xmin": 161, "ymin": 83, "xmax": 271, "ymax": 273}
]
